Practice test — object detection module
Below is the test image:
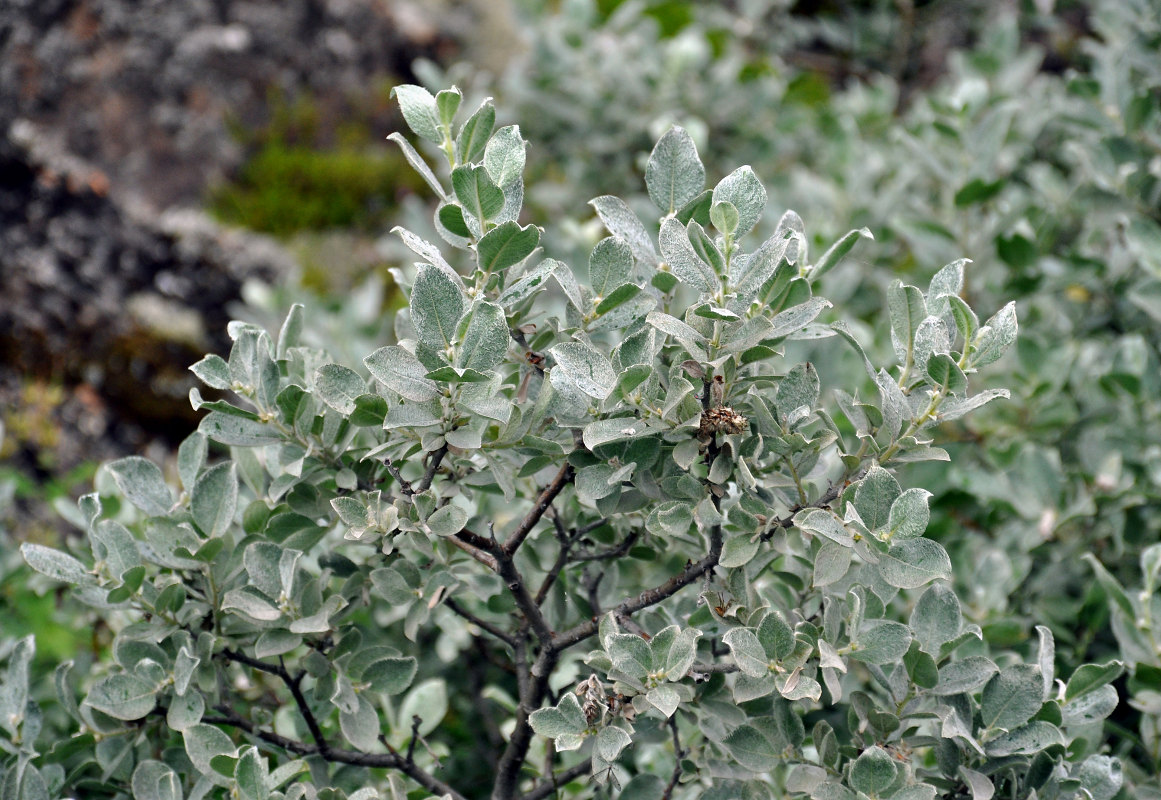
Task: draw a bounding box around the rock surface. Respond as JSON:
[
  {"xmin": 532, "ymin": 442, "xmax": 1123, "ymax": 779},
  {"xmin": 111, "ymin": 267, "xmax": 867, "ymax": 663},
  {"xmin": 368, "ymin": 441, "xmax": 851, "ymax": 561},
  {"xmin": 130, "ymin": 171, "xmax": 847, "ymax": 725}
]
[{"xmin": 0, "ymin": 0, "xmax": 516, "ymax": 527}]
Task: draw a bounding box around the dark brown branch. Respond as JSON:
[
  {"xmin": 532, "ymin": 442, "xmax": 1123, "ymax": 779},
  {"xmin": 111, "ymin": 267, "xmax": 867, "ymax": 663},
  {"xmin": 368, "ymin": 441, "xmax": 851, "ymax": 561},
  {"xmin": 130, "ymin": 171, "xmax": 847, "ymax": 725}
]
[
  {"xmin": 502, "ymin": 463, "xmax": 573, "ymax": 555},
  {"xmin": 416, "ymin": 445, "xmax": 448, "ymax": 493},
  {"xmin": 661, "ymin": 716, "xmax": 686, "ymax": 800},
  {"xmin": 220, "ymin": 649, "xmax": 327, "ymax": 753},
  {"xmin": 405, "ymin": 714, "xmax": 422, "ymax": 763},
  {"xmin": 533, "ymin": 508, "xmax": 573, "ymax": 605},
  {"xmin": 451, "ymin": 531, "xmax": 499, "ymax": 571},
  {"xmin": 759, "ymin": 466, "xmax": 866, "ymax": 543},
  {"xmin": 204, "ymin": 705, "xmax": 468, "ymax": 800},
  {"xmin": 520, "ymin": 760, "xmax": 594, "ymax": 800},
  {"xmin": 688, "ymin": 661, "xmax": 740, "ymax": 676},
  {"xmin": 443, "ymin": 596, "xmax": 517, "ymax": 646},
  {"xmin": 495, "ymin": 545, "xmax": 555, "ymax": 647},
  {"xmin": 569, "ymin": 530, "xmax": 640, "ymax": 563},
  {"xmin": 552, "ymin": 524, "xmax": 724, "ymax": 652}
]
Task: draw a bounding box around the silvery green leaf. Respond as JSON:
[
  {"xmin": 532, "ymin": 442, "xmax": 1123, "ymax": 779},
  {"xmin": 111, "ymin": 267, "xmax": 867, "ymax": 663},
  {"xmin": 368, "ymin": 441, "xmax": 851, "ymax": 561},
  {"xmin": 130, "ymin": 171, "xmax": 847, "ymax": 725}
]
[
  {"xmin": 910, "ymin": 584, "xmax": 961, "ymax": 655},
  {"xmin": 456, "ymin": 302, "xmax": 509, "ymax": 372},
  {"xmin": 477, "ymin": 221, "xmax": 540, "ymax": 273},
  {"xmin": 723, "ymin": 628, "xmax": 769, "ymax": 678},
  {"xmin": 1064, "ymin": 661, "xmax": 1123, "ymax": 701},
  {"xmin": 550, "ymin": 259, "xmax": 585, "ymax": 311},
  {"xmin": 710, "ymin": 200, "xmax": 739, "ymax": 237},
  {"xmin": 947, "ymin": 294, "xmax": 979, "ymax": 346},
  {"xmin": 645, "ymin": 685, "xmax": 680, "ymax": 717},
  {"xmin": 877, "ymin": 538, "xmax": 952, "ymax": 588},
  {"xmin": 665, "ymin": 629, "xmax": 701, "ymax": 678},
  {"xmin": 769, "ymin": 297, "xmax": 830, "ymax": 339},
  {"xmin": 184, "ymin": 724, "xmax": 237, "ymax": 782},
  {"xmin": 456, "ymin": 98, "xmax": 494, "ymax": 165},
  {"xmin": 21, "ymin": 543, "xmax": 92, "ymax": 585},
  {"xmin": 984, "ymin": 721, "xmax": 1063, "ymax": 756},
  {"xmin": 608, "ymin": 633, "xmax": 653, "ymax": 677},
  {"xmin": 935, "ymin": 389, "xmax": 1011, "ymax": 422},
  {"xmin": 814, "ymin": 543, "xmax": 852, "ymax": 586},
  {"xmin": 483, "ymin": 125, "xmax": 526, "ymax": 188},
  {"xmin": 107, "ymin": 457, "xmax": 173, "ymax": 517},
  {"xmin": 190, "ymin": 354, "xmax": 232, "ymax": 391},
  {"xmin": 849, "ymin": 747, "xmax": 898, "ymax": 795},
  {"xmin": 234, "ymin": 746, "xmax": 268, "ymax": 800},
  {"xmin": 426, "ymin": 504, "xmax": 468, "ymax": 536},
  {"xmin": 1036, "ymin": 625, "xmax": 1055, "ymax": 699},
  {"xmin": 550, "ymin": 341, "xmax": 616, "ymax": 400},
  {"xmin": 582, "ymin": 418, "xmax": 650, "ymax": 450},
  {"xmin": 732, "ymin": 230, "xmax": 794, "ymax": 301},
  {"xmin": 971, "ymin": 301, "xmax": 1018, "ymax": 367},
  {"xmin": 340, "ymin": 694, "xmax": 381, "ymax": 752},
  {"xmin": 370, "ymin": 567, "xmax": 416, "ymax": 606},
  {"xmin": 723, "ymin": 724, "xmax": 778, "ymax": 772},
  {"xmin": 92, "ymin": 520, "xmax": 140, "ymax": 580},
  {"xmin": 411, "ymin": 264, "xmax": 466, "ymax": 350},
  {"xmin": 1072, "ymin": 755, "xmax": 1123, "ymax": 800},
  {"xmin": 177, "ymin": 433, "xmax": 207, "ymax": 493},
  {"xmin": 849, "ymin": 620, "xmax": 911, "ymax": 664},
  {"xmin": 314, "ymin": 364, "xmax": 364, "ymax": 415},
  {"xmin": 435, "ymin": 87, "xmax": 460, "ymax": 127},
  {"xmin": 87, "ymin": 673, "xmax": 158, "ymax": 720},
  {"xmin": 132, "ymin": 760, "xmax": 182, "ymax": 800},
  {"xmin": 958, "ymin": 767, "xmax": 993, "ymax": 800},
  {"xmin": 733, "ymin": 672, "xmax": 777, "ymax": 703},
  {"xmin": 811, "ymin": 227, "xmax": 872, "ymax": 280},
  {"xmin": 794, "ymin": 508, "xmax": 854, "ymax": 547},
  {"xmin": 926, "ymin": 354, "xmax": 967, "ymax": 395},
  {"xmin": 289, "ymin": 594, "xmax": 347, "ymax": 634},
  {"xmin": 646, "ymin": 310, "xmax": 707, "ymax": 350},
  {"xmin": 452, "ymin": 165, "xmax": 504, "ymax": 225},
  {"xmin": 711, "ymin": 166, "xmax": 765, "ymax": 240},
  {"xmin": 1062, "ymin": 684, "xmax": 1118, "ymax": 726},
  {"xmin": 387, "ymin": 133, "xmax": 447, "ymax": 201},
  {"xmin": 382, "ymin": 402, "xmax": 441, "ymax": 430},
  {"xmin": 719, "ymin": 535, "xmax": 760, "ymax": 569},
  {"xmin": 589, "ymin": 196, "xmax": 658, "ymax": 266},
  {"xmin": 391, "ymin": 84, "xmax": 442, "ymax": 144},
  {"xmin": 391, "ymin": 226, "xmax": 459, "ymax": 281},
  {"xmin": 645, "ymin": 126, "xmax": 704, "ymax": 215},
  {"xmin": 499, "ymin": 259, "xmax": 556, "ymax": 307},
  {"xmin": 594, "ymin": 726, "xmax": 631, "ymax": 765},
  {"xmin": 982, "ymin": 664, "xmax": 1043, "ymax": 730},
  {"xmin": 363, "ymin": 657, "xmax": 417, "ymax": 696},
  {"xmin": 589, "ymin": 236, "xmax": 634, "ymax": 297},
  {"xmin": 886, "ymin": 488, "xmax": 931, "ymax": 541},
  {"xmin": 888, "ymin": 281, "xmax": 927, "ymax": 363},
  {"xmin": 912, "ymin": 316, "xmax": 949, "ymax": 377},
  {"xmin": 243, "ymin": 542, "xmax": 283, "ymax": 598},
  {"xmin": 364, "ymin": 346, "xmax": 440, "ymax": 402},
  {"xmin": 199, "ymin": 412, "xmax": 281, "ymax": 446},
  {"xmin": 933, "ymin": 656, "xmax": 998, "ymax": 695},
  {"xmin": 775, "ymin": 362, "xmax": 819, "ymax": 424},
  {"xmin": 167, "ymin": 690, "xmax": 204, "ymax": 732},
  {"xmin": 593, "ymin": 284, "xmax": 648, "ymax": 320},
  {"xmin": 529, "ymin": 692, "xmax": 586, "ymax": 739},
  {"xmin": 658, "ymin": 217, "xmax": 715, "ymax": 293},
  {"xmin": 255, "ymin": 630, "xmax": 301, "ymax": 659},
  {"xmin": 926, "ymin": 258, "xmax": 967, "ymax": 326},
  {"xmin": 854, "ymin": 465, "xmax": 901, "ymax": 531},
  {"xmin": 191, "ymin": 463, "xmax": 237, "ymax": 539},
  {"xmin": 222, "ymin": 587, "xmax": 281, "ymax": 622}
]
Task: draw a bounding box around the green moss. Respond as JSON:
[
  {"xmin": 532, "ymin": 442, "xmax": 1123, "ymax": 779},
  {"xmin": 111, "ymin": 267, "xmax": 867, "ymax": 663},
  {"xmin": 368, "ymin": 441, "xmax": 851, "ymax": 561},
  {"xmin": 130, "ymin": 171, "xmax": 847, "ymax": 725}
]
[
  {"xmin": 209, "ymin": 144, "xmax": 422, "ymax": 236},
  {"xmin": 210, "ymin": 89, "xmax": 425, "ymax": 236}
]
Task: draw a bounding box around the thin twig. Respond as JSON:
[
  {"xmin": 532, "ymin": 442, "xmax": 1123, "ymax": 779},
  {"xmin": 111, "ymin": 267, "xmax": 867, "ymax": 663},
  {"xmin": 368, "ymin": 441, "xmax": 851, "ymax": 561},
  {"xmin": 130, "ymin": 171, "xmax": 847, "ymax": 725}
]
[
  {"xmin": 519, "ymin": 760, "xmax": 594, "ymax": 800},
  {"xmin": 450, "ymin": 531, "xmax": 500, "ymax": 571},
  {"xmin": 552, "ymin": 524, "xmax": 724, "ymax": 651},
  {"xmin": 570, "ymin": 530, "xmax": 640, "ymax": 563},
  {"xmin": 406, "ymin": 714, "xmax": 422, "ymax": 763},
  {"xmin": 661, "ymin": 716, "xmax": 686, "ymax": 800},
  {"xmin": 204, "ymin": 705, "xmax": 469, "ymax": 800},
  {"xmin": 503, "ymin": 463, "xmax": 573, "ymax": 555},
  {"xmin": 220, "ymin": 649, "xmax": 328, "ymax": 754},
  {"xmin": 416, "ymin": 445, "xmax": 448, "ymax": 493},
  {"xmin": 444, "ymin": 596, "xmax": 517, "ymax": 646},
  {"xmin": 759, "ymin": 467, "xmax": 866, "ymax": 543}
]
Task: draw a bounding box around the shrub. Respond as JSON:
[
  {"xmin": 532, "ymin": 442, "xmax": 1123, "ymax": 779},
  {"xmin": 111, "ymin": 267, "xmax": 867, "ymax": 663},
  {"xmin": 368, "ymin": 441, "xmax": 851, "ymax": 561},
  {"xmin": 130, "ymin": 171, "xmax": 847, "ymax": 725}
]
[{"xmin": 4, "ymin": 86, "xmax": 1126, "ymax": 800}]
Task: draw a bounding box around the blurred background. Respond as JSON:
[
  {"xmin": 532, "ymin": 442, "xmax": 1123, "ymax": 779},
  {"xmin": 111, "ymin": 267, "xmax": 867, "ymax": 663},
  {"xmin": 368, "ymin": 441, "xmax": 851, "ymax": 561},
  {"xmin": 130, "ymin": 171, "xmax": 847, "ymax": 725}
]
[{"xmin": 2, "ymin": 0, "xmax": 1160, "ymax": 792}]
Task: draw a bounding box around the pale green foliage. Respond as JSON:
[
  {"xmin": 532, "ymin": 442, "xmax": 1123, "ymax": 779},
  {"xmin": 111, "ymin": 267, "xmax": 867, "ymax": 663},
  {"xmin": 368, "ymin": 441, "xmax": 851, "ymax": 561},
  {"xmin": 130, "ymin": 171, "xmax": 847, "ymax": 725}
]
[{"xmin": 0, "ymin": 83, "xmax": 1126, "ymax": 800}]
